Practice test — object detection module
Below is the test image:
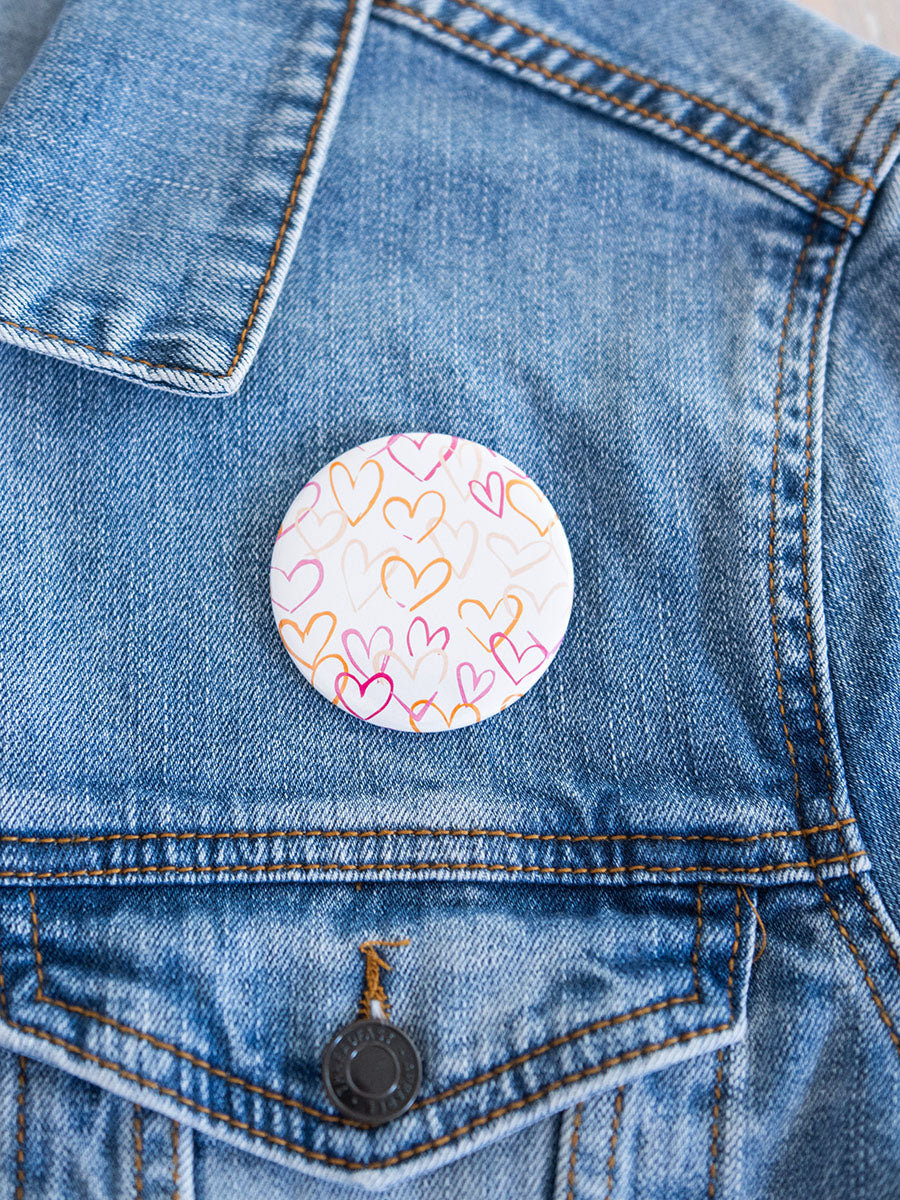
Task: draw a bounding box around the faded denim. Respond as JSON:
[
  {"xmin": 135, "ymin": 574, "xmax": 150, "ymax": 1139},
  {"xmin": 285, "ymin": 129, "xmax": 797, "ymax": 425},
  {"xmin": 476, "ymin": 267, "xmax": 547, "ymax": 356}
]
[{"xmin": 0, "ymin": 0, "xmax": 899, "ymax": 1194}]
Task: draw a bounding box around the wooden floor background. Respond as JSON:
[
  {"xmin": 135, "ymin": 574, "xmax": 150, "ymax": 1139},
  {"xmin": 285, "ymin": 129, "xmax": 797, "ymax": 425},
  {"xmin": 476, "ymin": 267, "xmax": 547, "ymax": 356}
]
[{"xmin": 797, "ymin": 0, "xmax": 900, "ymax": 54}]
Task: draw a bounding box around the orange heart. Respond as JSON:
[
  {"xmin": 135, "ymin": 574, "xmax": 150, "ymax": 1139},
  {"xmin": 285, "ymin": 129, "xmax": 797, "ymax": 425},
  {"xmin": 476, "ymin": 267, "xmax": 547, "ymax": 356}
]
[
  {"xmin": 408, "ymin": 699, "xmax": 480, "ymax": 732},
  {"xmin": 381, "ymin": 556, "xmax": 452, "ymax": 612},
  {"xmin": 278, "ymin": 612, "xmax": 337, "ymax": 669},
  {"xmin": 458, "ymin": 593, "xmax": 523, "ymax": 652},
  {"xmin": 311, "ymin": 652, "xmax": 349, "ymax": 689},
  {"xmin": 383, "ymin": 491, "xmax": 446, "ymax": 543},
  {"xmin": 505, "ymin": 479, "xmax": 554, "ymax": 536},
  {"xmin": 329, "ymin": 458, "xmax": 383, "ymax": 526}
]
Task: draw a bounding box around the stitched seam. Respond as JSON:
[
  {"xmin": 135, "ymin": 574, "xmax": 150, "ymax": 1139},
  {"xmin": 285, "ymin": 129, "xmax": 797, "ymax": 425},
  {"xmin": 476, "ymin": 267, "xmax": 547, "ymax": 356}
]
[
  {"xmin": 0, "ymin": 818, "xmax": 855, "ymax": 847},
  {"xmin": 27, "ymin": 887, "xmax": 702, "ymax": 1120},
  {"xmin": 0, "ymin": 0, "xmax": 358, "ymax": 383},
  {"xmin": 225, "ymin": 0, "xmax": 357, "ymax": 374},
  {"xmin": 14, "ymin": 1056, "xmax": 25, "ymax": 1200},
  {"xmin": 374, "ymin": 0, "xmax": 863, "ymax": 226},
  {"xmin": 26, "ymin": 890, "xmax": 351, "ymax": 1126},
  {"xmin": 765, "ymin": 74, "xmax": 900, "ymax": 1059},
  {"xmin": 0, "ymin": 852, "xmax": 864, "ymax": 881},
  {"xmin": 707, "ymin": 1048, "xmax": 725, "ymax": 1198},
  {"xmin": 564, "ymin": 1102, "xmax": 583, "ymax": 1200},
  {"xmin": 171, "ymin": 1123, "xmax": 180, "ymax": 1200},
  {"xmin": 0, "ymin": 318, "xmax": 222, "ymax": 378},
  {"xmin": 691, "ymin": 883, "xmax": 703, "ymax": 995},
  {"xmin": 445, "ymin": 0, "xmax": 871, "ymax": 188},
  {"xmin": 604, "ymin": 1085, "xmax": 624, "ymax": 1200},
  {"xmin": 0, "ymin": 895, "xmax": 742, "ymax": 1171},
  {"xmin": 133, "ymin": 1107, "xmax": 144, "ymax": 1200}
]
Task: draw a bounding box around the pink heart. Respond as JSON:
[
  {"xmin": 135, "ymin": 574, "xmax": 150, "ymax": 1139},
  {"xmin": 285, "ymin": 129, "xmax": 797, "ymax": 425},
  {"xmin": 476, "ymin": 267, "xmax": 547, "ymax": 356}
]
[
  {"xmin": 391, "ymin": 688, "xmax": 439, "ymax": 720},
  {"xmin": 334, "ymin": 672, "xmax": 394, "ymax": 721},
  {"xmin": 468, "ymin": 471, "xmax": 504, "ymax": 518},
  {"xmin": 489, "ymin": 632, "xmax": 549, "ymax": 685},
  {"xmin": 406, "ymin": 616, "xmax": 451, "ymax": 657},
  {"xmin": 342, "ymin": 626, "xmax": 394, "ymax": 675},
  {"xmin": 270, "ymin": 558, "xmax": 324, "ymax": 613},
  {"xmin": 387, "ymin": 433, "xmax": 458, "ymax": 481},
  {"xmin": 457, "ymin": 662, "xmax": 495, "ymax": 704}
]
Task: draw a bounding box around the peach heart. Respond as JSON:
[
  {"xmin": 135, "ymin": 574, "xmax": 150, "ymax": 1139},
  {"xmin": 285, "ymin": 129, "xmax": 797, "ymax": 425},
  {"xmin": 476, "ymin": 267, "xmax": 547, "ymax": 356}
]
[
  {"xmin": 489, "ymin": 631, "xmax": 549, "ymax": 685},
  {"xmin": 296, "ymin": 509, "xmax": 348, "ymax": 554},
  {"xmin": 341, "ymin": 540, "xmax": 398, "ymax": 611},
  {"xmin": 486, "ymin": 533, "xmax": 552, "ymax": 576},
  {"xmin": 278, "ymin": 612, "xmax": 337, "ymax": 669},
  {"xmin": 270, "ymin": 558, "xmax": 324, "ymax": 613},
  {"xmin": 383, "ymin": 490, "xmax": 446, "ymax": 542},
  {"xmin": 458, "ymin": 593, "xmax": 523, "ymax": 652},
  {"xmin": 381, "ymin": 556, "xmax": 452, "ymax": 612},
  {"xmin": 504, "ymin": 582, "xmax": 570, "ymax": 615},
  {"xmin": 387, "ymin": 433, "xmax": 457, "ymax": 481},
  {"xmin": 329, "ymin": 458, "xmax": 383, "ymax": 526},
  {"xmin": 430, "ymin": 520, "xmax": 478, "ymax": 577},
  {"xmin": 505, "ymin": 479, "xmax": 554, "ymax": 536},
  {"xmin": 383, "ymin": 649, "xmax": 448, "ymax": 690},
  {"xmin": 468, "ymin": 470, "xmax": 504, "ymax": 517},
  {"xmin": 334, "ymin": 672, "xmax": 394, "ymax": 721}
]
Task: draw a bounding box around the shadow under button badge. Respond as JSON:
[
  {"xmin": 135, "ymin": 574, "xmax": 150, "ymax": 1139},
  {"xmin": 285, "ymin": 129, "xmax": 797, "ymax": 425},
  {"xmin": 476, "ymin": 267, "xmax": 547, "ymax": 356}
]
[{"xmin": 323, "ymin": 939, "xmax": 422, "ymax": 1126}]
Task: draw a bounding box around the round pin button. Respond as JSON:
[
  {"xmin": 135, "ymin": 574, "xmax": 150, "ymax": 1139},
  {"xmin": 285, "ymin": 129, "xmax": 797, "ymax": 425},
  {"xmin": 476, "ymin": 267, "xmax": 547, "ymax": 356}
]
[
  {"xmin": 270, "ymin": 432, "xmax": 574, "ymax": 732},
  {"xmin": 322, "ymin": 1018, "xmax": 422, "ymax": 1125}
]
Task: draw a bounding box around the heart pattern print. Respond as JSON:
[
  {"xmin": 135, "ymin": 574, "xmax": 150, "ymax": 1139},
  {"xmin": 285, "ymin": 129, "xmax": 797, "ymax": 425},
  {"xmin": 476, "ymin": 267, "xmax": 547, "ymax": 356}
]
[{"xmin": 270, "ymin": 432, "xmax": 574, "ymax": 732}]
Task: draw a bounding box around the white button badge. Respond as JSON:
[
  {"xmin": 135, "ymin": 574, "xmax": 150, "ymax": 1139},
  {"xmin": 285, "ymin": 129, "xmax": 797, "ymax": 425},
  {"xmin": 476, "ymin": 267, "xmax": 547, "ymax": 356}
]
[{"xmin": 270, "ymin": 433, "xmax": 574, "ymax": 732}]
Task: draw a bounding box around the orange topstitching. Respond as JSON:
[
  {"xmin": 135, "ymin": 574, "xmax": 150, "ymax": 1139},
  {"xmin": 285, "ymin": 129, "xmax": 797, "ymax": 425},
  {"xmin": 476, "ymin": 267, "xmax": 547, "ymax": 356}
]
[
  {"xmin": 0, "ymin": 0, "xmax": 878, "ymax": 379},
  {"xmin": 0, "ymin": 893, "xmax": 742, "ymax": 1171},
  {"xmin": 24, "ymin": 886, "xmax": 704, "ymax": 1123},
  {"xmin": 764, "ymin": 69, "xmax": 900, "ymax": 1059},
  {"xmin": 374, "ymin": 0, "xmax": 864, "ymax": 227},
  {"xmin": 445, "ymin": 0, "xmax": 871, "ymax": 189},
  {"xmin": 0, "ymin": 817, "xmax": 856, "ymax": 847}
]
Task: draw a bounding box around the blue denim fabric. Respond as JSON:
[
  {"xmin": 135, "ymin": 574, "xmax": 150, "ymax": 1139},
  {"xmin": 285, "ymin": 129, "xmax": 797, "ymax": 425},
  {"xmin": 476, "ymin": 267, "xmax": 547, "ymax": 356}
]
[{"xmin": 1, "ymin": 0, "xmax": 900, "ymax": 1193}]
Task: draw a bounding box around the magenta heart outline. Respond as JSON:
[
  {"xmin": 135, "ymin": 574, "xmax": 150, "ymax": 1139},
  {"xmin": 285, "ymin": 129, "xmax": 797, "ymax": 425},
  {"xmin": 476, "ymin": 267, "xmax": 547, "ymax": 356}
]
[
  {"xmin": 468, "ymin": 471, "xmax": 504, "ymax": 518},
  {"xmin": 270, "ymin": 558, "xmax": 324, "ymax": 612},
  {"xmin": 334, "ymin": 671, "xmax": 394, "ymax": 720}
]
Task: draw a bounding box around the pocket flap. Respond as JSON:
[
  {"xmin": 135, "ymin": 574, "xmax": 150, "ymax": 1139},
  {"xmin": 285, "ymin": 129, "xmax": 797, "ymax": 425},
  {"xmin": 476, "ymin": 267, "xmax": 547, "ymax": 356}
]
[{"xmin": 0, "ymin": 881, "xmax": 755, "ymax": 1188}]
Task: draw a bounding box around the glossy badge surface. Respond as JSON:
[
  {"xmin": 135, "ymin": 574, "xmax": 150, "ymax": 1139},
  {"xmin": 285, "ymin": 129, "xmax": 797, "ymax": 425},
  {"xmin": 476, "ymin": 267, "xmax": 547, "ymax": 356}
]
[{"xmin": 270, "ymin": 432, "xmax": 574, "ymax": 732}]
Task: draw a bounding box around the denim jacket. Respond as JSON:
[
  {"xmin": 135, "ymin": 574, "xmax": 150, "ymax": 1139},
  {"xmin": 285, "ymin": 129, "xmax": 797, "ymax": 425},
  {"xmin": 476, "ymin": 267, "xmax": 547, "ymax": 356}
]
[{"xmin": 1, "ymin": 0, "xmax": 900, "ymax": 1195}]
